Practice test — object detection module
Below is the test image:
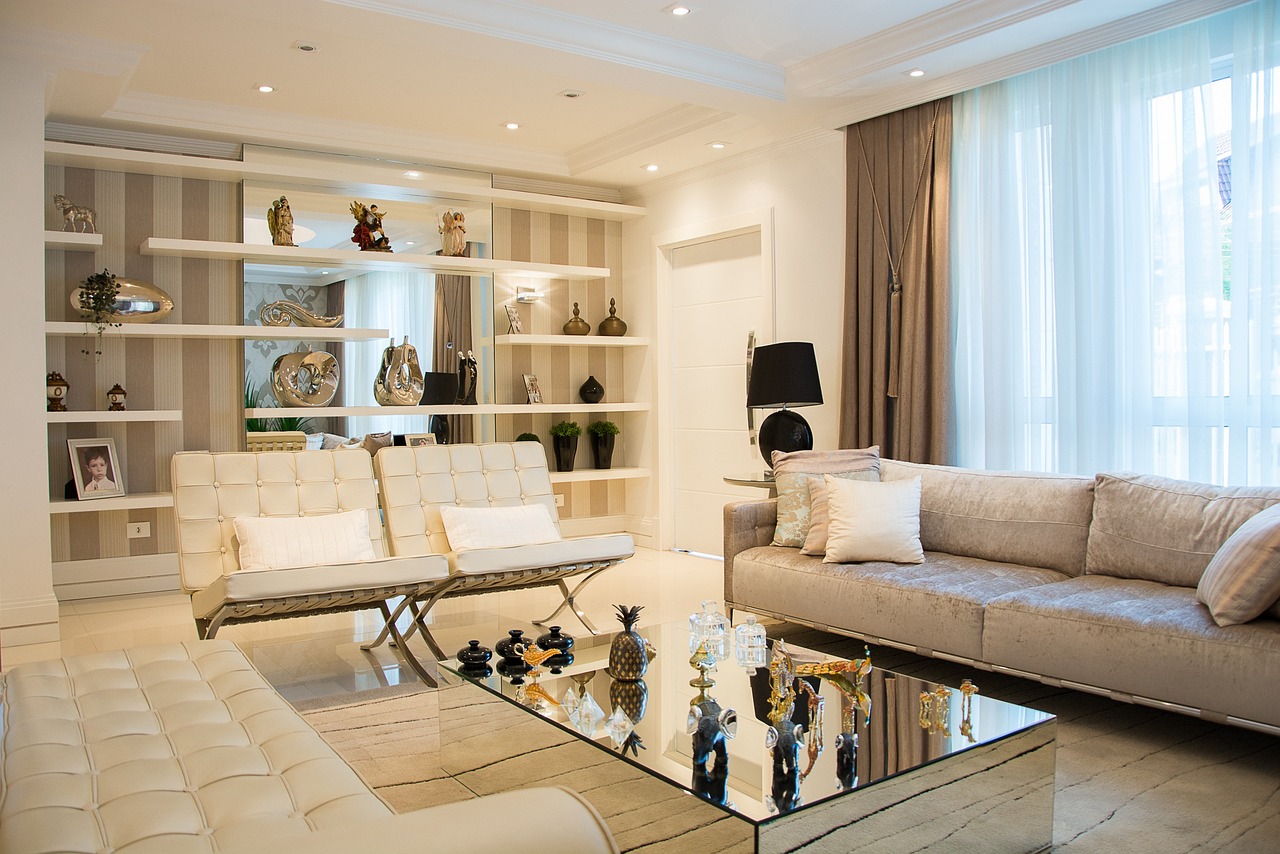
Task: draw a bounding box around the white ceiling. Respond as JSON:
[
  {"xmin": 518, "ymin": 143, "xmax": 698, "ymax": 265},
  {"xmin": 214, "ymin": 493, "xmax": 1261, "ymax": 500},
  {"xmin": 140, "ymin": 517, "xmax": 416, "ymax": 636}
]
[{"xmin": 3, "ymin": 0, "xmax": 1244, "ymax": 194}]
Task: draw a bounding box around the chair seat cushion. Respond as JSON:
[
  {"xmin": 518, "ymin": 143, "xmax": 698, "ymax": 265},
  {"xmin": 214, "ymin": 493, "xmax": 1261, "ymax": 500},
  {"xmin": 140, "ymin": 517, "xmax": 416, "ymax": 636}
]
[
  {"xmin": 192, "ymin": 554, "xmax": 449, "ymax": 618},
  {"xmin": 449, "ymin": 534, "xmax": 634, "ymax": 576}
]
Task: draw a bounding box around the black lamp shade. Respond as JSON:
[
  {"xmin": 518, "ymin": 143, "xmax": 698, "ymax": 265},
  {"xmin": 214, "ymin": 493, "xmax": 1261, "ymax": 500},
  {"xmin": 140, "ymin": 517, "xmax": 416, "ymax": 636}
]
[{"xmin": 747, "ymin": 342, "xmax": 823, "ymax": 466}]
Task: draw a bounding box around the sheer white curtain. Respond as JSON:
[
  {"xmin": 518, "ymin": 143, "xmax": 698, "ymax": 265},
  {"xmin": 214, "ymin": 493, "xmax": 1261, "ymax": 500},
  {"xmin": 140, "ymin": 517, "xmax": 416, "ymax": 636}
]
[
  {"xmin": 342, "ymin": 271, "xmax": 434, "ymax": 437},
  {"xmin": 952, "ymin": 1, "xmax": 1280, "ymax": 485}
]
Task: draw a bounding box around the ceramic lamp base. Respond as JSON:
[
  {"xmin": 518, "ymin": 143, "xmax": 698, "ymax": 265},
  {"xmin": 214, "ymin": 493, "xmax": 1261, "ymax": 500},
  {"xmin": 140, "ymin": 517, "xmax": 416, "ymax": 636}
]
[{"xmin": 757, "ymin": 408, "xmax": 813, "ymax": 466}]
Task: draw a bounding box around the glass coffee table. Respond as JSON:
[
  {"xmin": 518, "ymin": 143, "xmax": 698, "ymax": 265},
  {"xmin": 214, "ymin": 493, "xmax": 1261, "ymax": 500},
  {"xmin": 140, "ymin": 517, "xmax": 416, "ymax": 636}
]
[{"xmin": 443, "ymin": 618, "xmax": 1055, "ymax": 853}]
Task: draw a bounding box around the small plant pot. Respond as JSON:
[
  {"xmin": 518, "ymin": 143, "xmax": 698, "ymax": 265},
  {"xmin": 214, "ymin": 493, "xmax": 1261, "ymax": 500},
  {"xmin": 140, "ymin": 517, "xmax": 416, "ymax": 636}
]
[
  {"xmin": 553, "ymin": 435, "xmax": 578, "ymax": 472},
  {"xmin": 591, "ymin": 433, "xmax": 615, "ymax": 469}
]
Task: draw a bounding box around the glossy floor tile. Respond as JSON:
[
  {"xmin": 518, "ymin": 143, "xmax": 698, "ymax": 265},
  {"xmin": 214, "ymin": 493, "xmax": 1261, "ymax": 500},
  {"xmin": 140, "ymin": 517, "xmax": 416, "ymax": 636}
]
[{"xmin": 5, "ymin": 548, "xmax": 726, "ymax": 704}]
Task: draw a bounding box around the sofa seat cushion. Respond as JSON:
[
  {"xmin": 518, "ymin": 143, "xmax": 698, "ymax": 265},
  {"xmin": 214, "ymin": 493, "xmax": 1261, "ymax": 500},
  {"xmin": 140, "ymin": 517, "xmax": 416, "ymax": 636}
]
[
  {"xmin": 0, "ymin": 641, "xmax": 390, "ymax": 854},
  {"xmin": 983, "ymin": 575, "xmax": 1280, "ymax": 728},
  {"xmin": 449, "ymin": 534, "xmax": 634, "ymax": 576},
  {"xmin": 191, "ymin": 554, "xmax": 449, "ymax": 619},
  {"xmin": 729, "ymin": 546, "xmax": 1070, "ymax": 661}
]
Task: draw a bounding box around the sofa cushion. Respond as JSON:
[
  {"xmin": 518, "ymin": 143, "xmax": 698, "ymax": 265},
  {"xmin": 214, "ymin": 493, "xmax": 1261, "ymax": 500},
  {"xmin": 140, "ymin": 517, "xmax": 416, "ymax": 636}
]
[
  {"xmin": 1085, "ymin": 472, "xmax": 1280, "ymax": 588},
  {"xmin": 771, "ymin": 447, "xmax": 880, "ymax": 547},
  {"xmin": 1196, "ymin": 504, "xmax": 1280, "ymax": 626},
  {"xmin": 983, "ymin": 576, "xmax": 1280, "ymax": 728},
  {"xmin": 448, "ymin": 534, "xmax": 635, "ymax": 577},
  {"xmin": 730, "ymin": 546, "xmax": 1070, "ymax": 661},
  {"xmin": 823, "ymin": 476, "xmax": 924, "ymax": 564},
  {"xmin": 881, "ymin": 460, "xmax": 1094, "ymax": 576}
]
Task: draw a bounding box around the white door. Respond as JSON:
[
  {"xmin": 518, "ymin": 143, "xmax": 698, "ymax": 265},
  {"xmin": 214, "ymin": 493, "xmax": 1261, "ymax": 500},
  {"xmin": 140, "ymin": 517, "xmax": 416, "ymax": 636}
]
[{"xmin": 670, "ymin": 230, "xmax": 770, "ymax": 556}]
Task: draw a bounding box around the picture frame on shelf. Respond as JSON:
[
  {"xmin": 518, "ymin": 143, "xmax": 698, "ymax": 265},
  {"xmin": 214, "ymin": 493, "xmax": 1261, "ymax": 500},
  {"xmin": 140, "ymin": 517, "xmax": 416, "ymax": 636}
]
[
  {"xmin": 405, "ymin": 433, "xmax": 438, "ymax": 447},
  {"xmin": 504, "ymin": 304, "xmax": 524, "ymax": 334},
  {"xmin": 68, "ymin": 437, "xmax": 124, "ymax": 500},
  {"xmin": 523, "ymin": 374, "xmax": 543, "ymax": 404}
]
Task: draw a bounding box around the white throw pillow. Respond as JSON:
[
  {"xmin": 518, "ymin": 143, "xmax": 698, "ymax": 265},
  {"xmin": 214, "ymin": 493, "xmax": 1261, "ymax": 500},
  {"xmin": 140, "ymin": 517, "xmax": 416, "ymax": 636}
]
[
  {"xmin": 234, "ymin": 509, "xmax": 375, "ymax": 571},
  {"xmin": 822, "ymin": 475, "xmax": 924, "ymax": 564},
  {"xmin": 1197, "ymin": 503, "xmax": 1280, "ymax": 626},
  {"xmin": 439, "ymin": 503, "xmax": 562, "ymax": 552}
]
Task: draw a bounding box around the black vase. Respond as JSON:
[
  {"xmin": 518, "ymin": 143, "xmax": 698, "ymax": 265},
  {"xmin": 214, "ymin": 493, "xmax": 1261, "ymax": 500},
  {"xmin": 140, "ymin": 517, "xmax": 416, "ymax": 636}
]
[
  {"xmin": 537, "ymin": 625, "xmax": 575, "ymax": 653},
  {"xmin": 456, "ymin": 640, "xmax": 492, "ymax": 667},
  {"xmin": 591, "ymin": 433, "xmax": 615, "ymax": 469},
  {"xmin": 553, "ymin": 435, "xmax": 578, "ymax": 472},
  {"xmin": 495, "ymin": 629, "xmax": 528, "ymax": 661},
  {"xmin": 579, "ymin": 375, "xmax": 604, "ymax": 404}
]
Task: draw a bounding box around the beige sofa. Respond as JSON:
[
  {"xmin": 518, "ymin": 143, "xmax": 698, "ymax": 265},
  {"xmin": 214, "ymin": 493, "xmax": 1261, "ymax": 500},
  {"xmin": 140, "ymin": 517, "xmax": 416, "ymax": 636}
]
[
  {"xmin": 0, "ymin": 640, "xmax": 618, "ymax": 854},
  {"xmin": 725, "ymin": 459, "xmax": 1280, "ymax": 735}
]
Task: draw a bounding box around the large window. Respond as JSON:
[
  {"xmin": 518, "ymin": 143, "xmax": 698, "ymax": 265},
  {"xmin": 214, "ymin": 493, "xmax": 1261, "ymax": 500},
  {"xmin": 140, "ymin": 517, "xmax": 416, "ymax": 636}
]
[{"xmin": 952, "ymin": 1, "xmax": 1280, "ymax": 485}]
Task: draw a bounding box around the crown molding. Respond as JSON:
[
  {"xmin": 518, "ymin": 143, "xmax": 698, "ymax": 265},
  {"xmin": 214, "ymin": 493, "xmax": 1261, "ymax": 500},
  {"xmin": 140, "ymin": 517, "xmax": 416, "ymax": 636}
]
[
  {"xmin": 622, "ymin": 128, "xmax": 842, "ymax": 203},
  {"xmin": 103, "ymin": 92, "xmax": 571, "ymax": 177},
  {"xmin": 491, "ymin": 175, "xmax": 624, "ymax": 204},
  {"xmin": 568, "ymin": 104, "xmax": 735, "ymax": 176},
  {"xmin": 45, "ymin": 123, "xmax": 243, "ymax": 159},
  {"xmin": 323, "ymin": 0, "xmax": 785, "ymax": 100},
  {"xmin": 819, "ymin": 0, "xmax": 1251, "ymax": 130}
]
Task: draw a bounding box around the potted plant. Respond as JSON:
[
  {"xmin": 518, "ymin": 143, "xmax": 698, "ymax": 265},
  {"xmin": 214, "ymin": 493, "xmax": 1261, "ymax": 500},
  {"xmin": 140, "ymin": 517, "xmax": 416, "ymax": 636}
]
[
  {"xmin": 549, "ymin": 420, "xmax": 581, "ymax": 472},
  {"xmin": 515, "ymin": 432, "xmax": 540, "ymax": 443},
  {"xmin": 587, "ymin": 420, "xmax": 619, "ymax": 469},
  {"xmin": 75, "ymin": 268, "xmax": 121, "ymax": 359}
]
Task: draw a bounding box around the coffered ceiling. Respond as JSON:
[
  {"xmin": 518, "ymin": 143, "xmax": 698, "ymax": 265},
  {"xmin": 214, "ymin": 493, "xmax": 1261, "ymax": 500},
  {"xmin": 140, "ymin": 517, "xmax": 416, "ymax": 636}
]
[{"xmin": 2, "ymin": 0, "xmax": 1244, "ymax": 193}]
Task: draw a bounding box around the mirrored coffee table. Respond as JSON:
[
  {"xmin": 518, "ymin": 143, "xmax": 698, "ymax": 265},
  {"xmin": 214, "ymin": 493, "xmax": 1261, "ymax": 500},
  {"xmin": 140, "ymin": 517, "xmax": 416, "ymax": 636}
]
[{"xmin": 443, "ymin": 618, "xmax": 1055, "ymax": 853}]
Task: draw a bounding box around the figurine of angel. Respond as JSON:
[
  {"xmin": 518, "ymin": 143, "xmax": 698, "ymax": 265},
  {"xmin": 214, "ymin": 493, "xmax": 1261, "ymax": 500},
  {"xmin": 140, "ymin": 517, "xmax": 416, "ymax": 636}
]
[
  {"xmin": 267, "ymin": 196, "xmax": 295, "ymax": 246},
  {"xmin": 349, "ymin": 201, "xmax": 392, "ymax": 252},
  {"xmin": 439, "ymin": 210, "xmax": 467, "ymax": 256}
]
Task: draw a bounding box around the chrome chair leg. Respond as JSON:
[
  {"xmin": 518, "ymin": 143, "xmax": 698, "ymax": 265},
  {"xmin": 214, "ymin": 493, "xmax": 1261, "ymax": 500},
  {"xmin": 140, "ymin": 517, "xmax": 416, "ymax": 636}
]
[{"xmin": 531, "ymin": 564, "xmax": 615, "ymax": 634}]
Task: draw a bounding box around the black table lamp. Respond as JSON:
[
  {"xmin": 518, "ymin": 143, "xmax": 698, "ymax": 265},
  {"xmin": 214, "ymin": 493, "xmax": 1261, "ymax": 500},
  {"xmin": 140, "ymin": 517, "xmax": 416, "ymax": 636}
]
[{"xmin": 747, "ymin": 341, "xmax": 823, "ymax": 467}]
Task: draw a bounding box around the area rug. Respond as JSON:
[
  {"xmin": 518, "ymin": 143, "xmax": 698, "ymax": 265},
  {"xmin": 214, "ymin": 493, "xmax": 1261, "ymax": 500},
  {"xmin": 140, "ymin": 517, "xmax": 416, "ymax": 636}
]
[{"xmin": 301, "ymin": 629, "xmax": 1280, "ymax": 852}]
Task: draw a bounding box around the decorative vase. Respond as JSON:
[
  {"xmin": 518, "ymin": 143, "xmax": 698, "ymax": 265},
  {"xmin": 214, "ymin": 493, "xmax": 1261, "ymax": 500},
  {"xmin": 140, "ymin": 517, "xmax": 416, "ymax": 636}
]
[
  {"xmin": 46, "ymin": 371, "xmax": 69, "ymax": 412},
  {"xmin": 495, "ymin": 629, "xmax": 529, "ymax": 662},
  {"xmin": 373, "ymin": 336, "xmax": 425, "ymax": 406},
  {"xmin": 537, "ymin": 626, "xmax": 574, "ymax": 654},
  {"xmin": 599, "ymin": 298, "xmax": 628, "ymax": 336},
  {"xmin": 579, "ymin": 375, "xmax": 604, "ymax": 404},
  {"xmin": 270, "ymin": 347, "xmax": 341, "ymax": 407},
  {"xmin": 591, "ymin": 433, "xmax": 615, "ymax": 469},
  {"xmin": 563, "ymin": 302, "xmax": 591, "ymax": 335},
  {"xmin": 71, "ymin": 277, "xmax": 174, "ymax": 324},
  {"xmin": 608, "ymin": 605, "xmax": 655, "ymax": 681},
  {"xmin": 456, "ymin": 640, "xmax": 493, "ymax": 668},
  {"xmin": 553, "ymin": 435, "xmax": 578, "ymax": 472}
]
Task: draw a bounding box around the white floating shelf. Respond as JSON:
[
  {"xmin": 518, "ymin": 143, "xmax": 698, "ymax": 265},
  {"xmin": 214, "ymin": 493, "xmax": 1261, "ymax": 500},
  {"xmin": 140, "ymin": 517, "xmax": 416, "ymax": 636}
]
[
  {"xmin": 140, "ymin": 237, "xmax": 609, "ymax": 281},
  {"xmin": 495, "ymin": 334, "xmax": 649, "ymax": 347},
  {"xmin": 245, "ymin": 402, "xmax": 650, "ymax": 418},
  {"xmin": 44, "ymin": 231, "xmax": 103, "ymax": 250},
  {"xmin": 46, "ymin": 322, "xmax": 390, "ymax": 341},
  {"xmin": 50, "ymin": 492, "xmax": 174, "ymax": 514},
  {"xmin": 549, "ymin": 467, "xmax": 650, "ymax": 484},
  {"xmin": 47, "ymin": 410, "xmax": 183, "ymax": 424}
]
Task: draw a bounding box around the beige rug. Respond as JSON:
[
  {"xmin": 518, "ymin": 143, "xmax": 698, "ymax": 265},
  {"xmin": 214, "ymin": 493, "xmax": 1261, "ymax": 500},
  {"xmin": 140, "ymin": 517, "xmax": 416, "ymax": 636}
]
[{"xmin": 300, "ymin": 630, "xmax": 1280, "ymax": 853}]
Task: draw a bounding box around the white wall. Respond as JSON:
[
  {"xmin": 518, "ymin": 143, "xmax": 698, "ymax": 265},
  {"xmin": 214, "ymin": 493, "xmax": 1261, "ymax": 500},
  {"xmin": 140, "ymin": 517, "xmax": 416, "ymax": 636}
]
[{"xmin": 623, "ymin": 130, "xmax": 847, "ymax": 548}]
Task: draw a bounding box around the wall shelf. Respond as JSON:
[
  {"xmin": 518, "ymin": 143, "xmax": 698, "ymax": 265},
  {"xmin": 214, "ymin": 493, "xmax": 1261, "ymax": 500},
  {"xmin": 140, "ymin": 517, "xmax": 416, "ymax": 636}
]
[
  {"xmin": 49, "ymin": 492, "xmax": 174, "ymax": 514},
  {"xmin": 47, "ymin": 410, "xmax": 183, "ymax": 424},
  {"xmin": 46, "ymin": 322, "xmax": 390, "ymax": 341},
  {"xmin": 44, "ymin": 231, "xmax": 103, "ymax": 250},
  {"xmin": 495, "ymin": 334, "xmax": 649, "ymax": 347},
  {"xmin": 549, "ymin": 467, "xmax": 650, "ymax": 484},
  {"xmin": 245, "ymin": 402, "xmax": 651, "ymax": 418}
]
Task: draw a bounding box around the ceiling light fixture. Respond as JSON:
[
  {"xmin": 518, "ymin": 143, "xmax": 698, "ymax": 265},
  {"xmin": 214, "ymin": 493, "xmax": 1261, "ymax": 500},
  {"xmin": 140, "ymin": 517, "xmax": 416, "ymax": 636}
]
[
  {"xmin": 644, "ymin": 164, "xmax": 659, "ymax": 172},
  {"xmin": 664, "ymin": 3, "xmax": 695, "ymax": 15},
  {"xmin": 403, "ymin": 170, "xmax": 422, "ymax": 179},
  {"xmin": 709, "ymin": 141, "xmax": 728, "ymax": 150},
  {"xmin": 907, "ymin": 68, "xmax": 926, "ymax": 78},
  {"xmin": 292, "ymin": 41, "xmax": 319, "ymax": 52},
  {"xmin": 504, "ymin": 122, "xmax": 520, "ymax": 130},
  {"xmin": 559, "ymin": 89, "xmax": 585, "ymax": 99},
  {"xmin": 256, "ymin": 85, "xmax": 275, "ymax": 93}
]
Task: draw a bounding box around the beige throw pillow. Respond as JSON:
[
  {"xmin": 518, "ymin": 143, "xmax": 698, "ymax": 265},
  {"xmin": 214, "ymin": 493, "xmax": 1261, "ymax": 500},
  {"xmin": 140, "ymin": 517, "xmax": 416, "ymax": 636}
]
[
  {"xmin": 823, "ymin": 475, "xmax": 924, "ymax": 564},
  {"xmin": 801, "ymin": 473, "xmax": 878, "ymax": 555},
  {"xmin": 771, "ymin": 446, "xmax": 880, "ymax": 548},
  {"xmin": 1196, "ymin": 504, "xmax": 1280, "ymax": 626}
]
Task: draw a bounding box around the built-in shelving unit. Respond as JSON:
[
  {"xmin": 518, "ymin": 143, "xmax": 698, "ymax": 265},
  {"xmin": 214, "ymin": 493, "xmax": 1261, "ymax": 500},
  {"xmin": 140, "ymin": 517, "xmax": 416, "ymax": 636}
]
[
  {"xmin": 44, "ymin": 231, "xmax": 103, "ymax": 250},
  {"xmin": 47, "ymin": 410, "xmax": 183, "ymax": 424},
  {"xmin": 495, "ymin": 334, "xmax": 649, "ymax": 347},
  {"xmin": 49, "ymin": 492, "xmax": 174, "ymax": 515},
  {"xmin": 47, "ymin": 322, "xmax": 391, "ymax": 341},
  {"xmin": 549, "ymin": 467, "xmax": 650, "ymax": 484},
  {"xmin": 245, "ymin": 402, "xmax": 650, "ymax": 419}
]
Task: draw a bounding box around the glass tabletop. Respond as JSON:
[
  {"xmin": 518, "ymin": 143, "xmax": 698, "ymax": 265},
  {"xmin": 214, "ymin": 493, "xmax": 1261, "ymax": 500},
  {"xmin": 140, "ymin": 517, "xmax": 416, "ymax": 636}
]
[{"xmin": 443, "ymin": 618, "xmax": 1053, "ymax": 825}]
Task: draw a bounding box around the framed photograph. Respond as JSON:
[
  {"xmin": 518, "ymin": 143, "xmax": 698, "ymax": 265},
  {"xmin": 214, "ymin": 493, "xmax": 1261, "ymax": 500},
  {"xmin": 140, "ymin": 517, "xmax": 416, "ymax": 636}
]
[
  {"xmin": 504, "ymin": 303, "xmax": 524, "ymax": 334},
  {"xmin": 68, "ymin": 438, "xmax": 124, "ymax": 500},
  {"xmin": 523, "ymin": 374, "xmax": 543, "ymax": 404},
  {"xmin": 405, "ymin": 433, "xmax": 438, "ymax": 447}
]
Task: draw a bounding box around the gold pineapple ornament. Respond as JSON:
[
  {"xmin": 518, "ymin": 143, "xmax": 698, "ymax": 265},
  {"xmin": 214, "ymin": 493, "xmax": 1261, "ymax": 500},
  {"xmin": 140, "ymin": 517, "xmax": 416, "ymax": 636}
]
[{"xmin": 608, "ymin": 604, "xmax": 656, "ymax": 680}]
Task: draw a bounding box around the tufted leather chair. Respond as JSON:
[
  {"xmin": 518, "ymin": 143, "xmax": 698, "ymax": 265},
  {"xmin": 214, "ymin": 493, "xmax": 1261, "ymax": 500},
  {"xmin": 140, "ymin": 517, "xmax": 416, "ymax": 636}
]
[
  {"xmin": 371, "ymin": 442, "xmax": 634, "ymax": 658},
  {"xmin": 171, "ymin": 449, "xmax": 453, "ymax": 684}
]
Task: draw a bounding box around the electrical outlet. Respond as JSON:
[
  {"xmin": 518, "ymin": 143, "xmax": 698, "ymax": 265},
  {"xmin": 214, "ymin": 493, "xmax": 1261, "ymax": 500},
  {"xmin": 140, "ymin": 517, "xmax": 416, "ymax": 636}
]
[
  {"xmin": 127, "ymin": 522, "xmax": 151, "ymax": 539},
  {"xmin": 554, "ymin": 493, "xmax": 565, "ymax": 507}
]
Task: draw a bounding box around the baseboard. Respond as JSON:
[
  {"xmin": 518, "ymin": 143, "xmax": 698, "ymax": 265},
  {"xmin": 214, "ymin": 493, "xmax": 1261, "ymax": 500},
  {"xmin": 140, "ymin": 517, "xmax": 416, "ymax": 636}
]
[
  {"xmin": 624, "ymin": 514, "xmax": 657, "ymax": 548},
  {"xmin": 53, "ymin": 553, "xmax": 180, "ymax": 601},
  {"xmin": 559, "ymin": 515, "xmax": 629, "ymax": 539},
  {"xmin": 1, "ymin": 592, "xmax": 60, "ymax": 645}
]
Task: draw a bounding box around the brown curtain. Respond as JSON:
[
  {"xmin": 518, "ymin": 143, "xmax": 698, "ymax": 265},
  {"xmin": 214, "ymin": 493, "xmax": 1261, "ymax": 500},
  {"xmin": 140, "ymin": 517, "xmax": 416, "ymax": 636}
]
[
  {"xmin": 840, "ymin": 98, "xmax": 953, "ymax": 464},
  {"xmin": 433, "ymin": 257, "xmax": 473, "ymax": 443}
]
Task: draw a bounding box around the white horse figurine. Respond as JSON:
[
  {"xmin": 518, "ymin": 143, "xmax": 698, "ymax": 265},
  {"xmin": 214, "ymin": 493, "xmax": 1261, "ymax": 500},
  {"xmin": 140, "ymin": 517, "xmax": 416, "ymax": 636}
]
[{"xmin": 53, "ymin": 194, "xmax": 97, "ymax": 233}]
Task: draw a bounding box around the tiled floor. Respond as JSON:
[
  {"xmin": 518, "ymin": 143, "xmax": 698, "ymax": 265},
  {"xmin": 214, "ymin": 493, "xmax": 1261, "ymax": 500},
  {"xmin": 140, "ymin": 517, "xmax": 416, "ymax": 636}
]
[{"xmin": 5, "ymin": 547, "xmax": 726, "ymax": 704}]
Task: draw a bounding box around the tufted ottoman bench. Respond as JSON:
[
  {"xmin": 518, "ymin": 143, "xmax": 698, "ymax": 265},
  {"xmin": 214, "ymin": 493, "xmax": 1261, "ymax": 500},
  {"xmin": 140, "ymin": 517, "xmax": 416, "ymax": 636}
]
[{"xmin": 0, "ymin": 641, "xmax": 618, "ymax": 854}]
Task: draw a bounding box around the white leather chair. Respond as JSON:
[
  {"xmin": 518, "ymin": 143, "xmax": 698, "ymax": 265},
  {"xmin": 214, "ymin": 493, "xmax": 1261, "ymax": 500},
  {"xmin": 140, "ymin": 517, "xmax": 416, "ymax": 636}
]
[
  {"xmin": 171, "ymin": 449, "xmax": 455, "ymax": 684},
  {"xmin": 372, "ymin": 442, "xmax": 634, "ymax": 658}
]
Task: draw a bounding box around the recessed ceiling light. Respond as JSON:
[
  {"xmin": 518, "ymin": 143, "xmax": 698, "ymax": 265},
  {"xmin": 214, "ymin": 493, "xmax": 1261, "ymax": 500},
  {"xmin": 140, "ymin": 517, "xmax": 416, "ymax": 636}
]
[
  {"xmin": 643, "ymin": 164, "xmax": 659, "ymax": 172},
  {"xmin": 405, "ymin": 241, "xmax": 416, "ymax": 246},
  {"xmin": 708, "ymin": 141, "xmax": 728, "ymax": 150},
  {"xmin": 257, "ymin": 85, "xmax": 275, "ymax": 93},
  {"xmin": 403, "ymin": 170, "xmax": 422, "ymax": 179},
  {"xmin": 559, "ymin": 89, "xmax": 585, "ymax": 99},
  {"xmin": 319, "ymin": 270, "xmax": 330, "ymax": 275},
  {"xmin": 907, "ymin": 68, "xmax": 926, "ymax": 78},
  {"xmin": 504, "ymin": 122, "xmax": 520, "ymax": 130},
  {"xmin": 292, "ymin": 41, "xmax": 319, "ymax": 52},
  {"xmin": 664, "ymin": 3, "xmax": 695, "ymax": 15}
]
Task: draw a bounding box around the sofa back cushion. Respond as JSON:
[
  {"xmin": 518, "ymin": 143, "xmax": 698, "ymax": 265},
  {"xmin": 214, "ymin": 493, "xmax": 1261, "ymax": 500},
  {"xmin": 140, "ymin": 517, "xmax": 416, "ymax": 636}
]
[
  {"xmin": 1086, "ymin": 472, "xmax": 1280, "ymax": 588},
  {"xmin": 880, "ymin": 459, "xmax": 1094, "ymax": 575}
]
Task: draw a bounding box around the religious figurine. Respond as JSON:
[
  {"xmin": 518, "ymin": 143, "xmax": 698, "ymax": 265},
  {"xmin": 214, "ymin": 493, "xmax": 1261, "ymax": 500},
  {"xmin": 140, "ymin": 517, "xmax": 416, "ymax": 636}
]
[
  {"xmin": 349, "ymin": 201, "xmax": 391, "ymax": 251},
  {"xmin": 439, "ymin": 210, "xmax": 467, "ymax": 256},
  {"xmin": 267, "ymin": 196, "xmax": 295, "ymax": 246},
  {"xmin": 53, "ymin": 194, "xmax": 97, "ymax": 233}
]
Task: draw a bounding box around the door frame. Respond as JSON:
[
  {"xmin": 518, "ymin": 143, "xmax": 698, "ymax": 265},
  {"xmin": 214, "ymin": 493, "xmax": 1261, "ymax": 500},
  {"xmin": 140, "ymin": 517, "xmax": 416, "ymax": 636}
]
[{"xmin": 652, "ymin": 209, "xmax": 776, "ymax": 550}]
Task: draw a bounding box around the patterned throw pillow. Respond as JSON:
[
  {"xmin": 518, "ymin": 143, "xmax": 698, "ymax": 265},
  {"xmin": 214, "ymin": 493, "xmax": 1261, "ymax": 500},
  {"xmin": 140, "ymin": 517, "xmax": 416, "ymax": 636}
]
[{"xmin": 771, "ymin": 446, "xmax": 881, "ymax": 548}]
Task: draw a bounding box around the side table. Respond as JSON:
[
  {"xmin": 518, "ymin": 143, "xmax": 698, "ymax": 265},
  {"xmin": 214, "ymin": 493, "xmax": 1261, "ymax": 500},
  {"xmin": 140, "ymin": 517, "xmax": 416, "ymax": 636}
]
[{"xmin": 723, "ymin": 473, "xmax": 777, "ymax": 497}]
